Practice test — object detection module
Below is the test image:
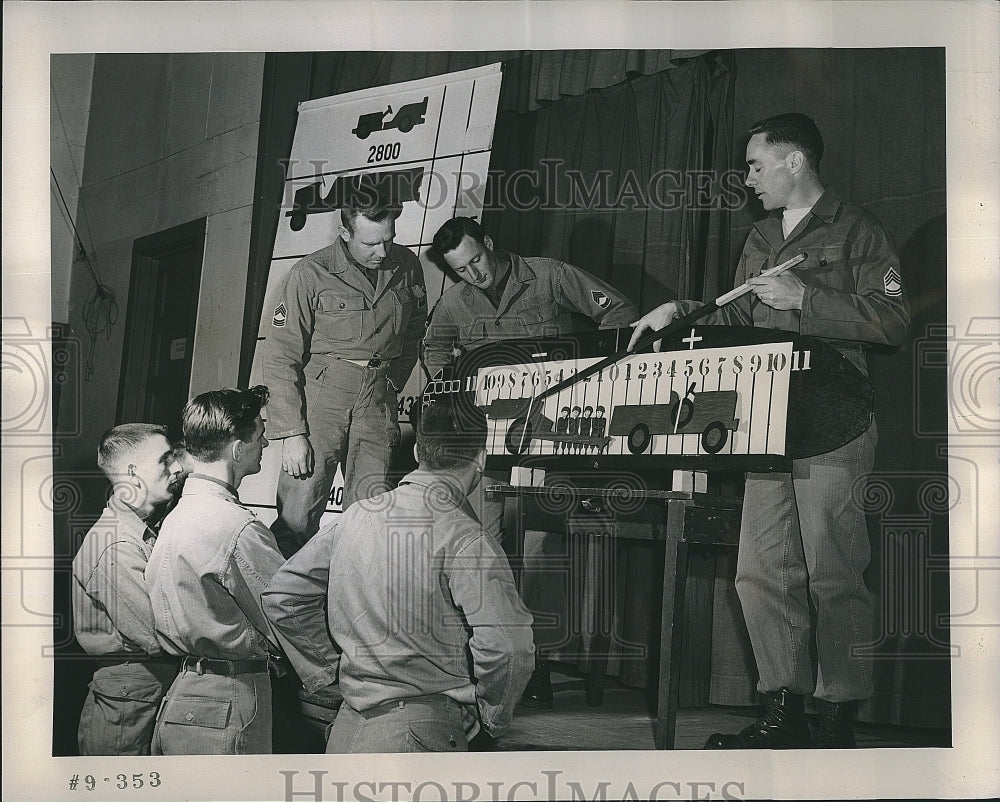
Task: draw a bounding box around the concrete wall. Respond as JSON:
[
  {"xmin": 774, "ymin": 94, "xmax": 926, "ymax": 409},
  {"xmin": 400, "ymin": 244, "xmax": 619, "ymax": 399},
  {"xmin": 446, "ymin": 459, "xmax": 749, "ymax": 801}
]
[
  {"xmin": 51, "ymin": 55, "xmax": 95, "ymax": 325},
  {"xmin": 58, "ymin": 53, "xmax": 265, "ymax": 481}
]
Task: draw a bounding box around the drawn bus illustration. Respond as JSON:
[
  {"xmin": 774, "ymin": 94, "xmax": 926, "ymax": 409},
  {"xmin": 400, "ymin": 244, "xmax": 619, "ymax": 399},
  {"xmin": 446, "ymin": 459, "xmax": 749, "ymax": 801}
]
[
  {"xmin": 609, "ymin": 385, "xmax": 739, "ymax": 455},
  {"xmin": 285, "ymin": 166, "xmax": 424, "ymax": 231},
  {"xmin": 352, "ymin": 97, "xmax": 429, "ymax": 139},
  {"xmin": 484, "ymin": 398, "xmax": 612, "ymax": 455}
]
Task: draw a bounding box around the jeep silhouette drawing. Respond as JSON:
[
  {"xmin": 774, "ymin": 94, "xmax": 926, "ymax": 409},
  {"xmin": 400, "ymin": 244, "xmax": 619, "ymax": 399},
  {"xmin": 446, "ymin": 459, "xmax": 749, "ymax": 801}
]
[
  {"xmin": 609, "ymin": 385, "xmax": 740, "ymax": 455},
  {"xmin": 352, "ymin": 97, "xmax": 429, "ymax": 139}
]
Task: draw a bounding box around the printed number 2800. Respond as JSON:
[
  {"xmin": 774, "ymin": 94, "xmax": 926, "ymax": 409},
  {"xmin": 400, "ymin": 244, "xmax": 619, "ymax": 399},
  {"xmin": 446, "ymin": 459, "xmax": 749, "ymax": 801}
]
[{"xmin": 368, "ymin": 142, "xmax": 401, "ymax": 163}]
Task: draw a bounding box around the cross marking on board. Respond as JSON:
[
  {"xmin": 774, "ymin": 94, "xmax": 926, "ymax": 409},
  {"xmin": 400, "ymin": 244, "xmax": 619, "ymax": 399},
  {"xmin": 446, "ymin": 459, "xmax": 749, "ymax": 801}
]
[{"xmin": 682, "ymin": 329, "xmax": 703, "ymax": 350}]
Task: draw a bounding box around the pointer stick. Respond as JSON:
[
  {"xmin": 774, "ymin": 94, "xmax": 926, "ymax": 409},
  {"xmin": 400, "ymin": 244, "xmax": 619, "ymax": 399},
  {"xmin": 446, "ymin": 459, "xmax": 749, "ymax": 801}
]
[{"xmin": 531, "ymin": 251, "xmax": 808, "ymax": 406}]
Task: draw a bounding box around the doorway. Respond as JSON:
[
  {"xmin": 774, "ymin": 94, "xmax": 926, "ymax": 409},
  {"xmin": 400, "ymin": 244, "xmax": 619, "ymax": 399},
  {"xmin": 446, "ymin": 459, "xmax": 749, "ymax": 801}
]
[{"xmin": 116, "ymin": 218, "xmax": 205, "ymax": 438}]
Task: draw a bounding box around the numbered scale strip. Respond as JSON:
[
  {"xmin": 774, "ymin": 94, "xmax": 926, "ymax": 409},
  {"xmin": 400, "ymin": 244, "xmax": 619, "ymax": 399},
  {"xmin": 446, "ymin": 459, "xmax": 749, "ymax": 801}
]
[{"xmin": 473, "ymin": 341, "xmax": 802, "ymax": 459}]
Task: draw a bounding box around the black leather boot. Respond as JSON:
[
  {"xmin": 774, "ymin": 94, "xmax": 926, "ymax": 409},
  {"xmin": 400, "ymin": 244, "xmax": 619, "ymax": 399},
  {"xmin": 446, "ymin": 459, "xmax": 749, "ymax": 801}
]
[
  {"xmin": 811, "ymin": 700, "xmax": 858, "ymax": 748},
  {"xmin": 704, "ymin": 688, "xmax": 811, "ymax": 749},
  {"xmin": 519, "ymin": 657, "xmax": 553, "ymax": 709}
]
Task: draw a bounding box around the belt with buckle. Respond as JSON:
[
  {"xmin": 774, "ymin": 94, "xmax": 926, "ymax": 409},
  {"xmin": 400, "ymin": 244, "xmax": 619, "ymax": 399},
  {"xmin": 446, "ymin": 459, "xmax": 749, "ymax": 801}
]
[
  {"xmin": 345, "ymin": 357, "xmax": 387, "ymax": 369},
  {"xmin": 181, "ymin": 656, "xmax": 270, "ymax": 676},
  {"xmin": 357, "ymin": 693, "xmax": 457, "ymax": 720},
  {"xmin": 95, "ymin": 654, "xmax": 179, "ymax": 668}
]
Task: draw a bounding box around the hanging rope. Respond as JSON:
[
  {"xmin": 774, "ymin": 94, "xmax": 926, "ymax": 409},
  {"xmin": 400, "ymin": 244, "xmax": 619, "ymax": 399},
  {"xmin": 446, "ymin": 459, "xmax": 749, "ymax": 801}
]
[{"xmin": 50, "ymin": 167, "xmax": 117, "ymax": 379}]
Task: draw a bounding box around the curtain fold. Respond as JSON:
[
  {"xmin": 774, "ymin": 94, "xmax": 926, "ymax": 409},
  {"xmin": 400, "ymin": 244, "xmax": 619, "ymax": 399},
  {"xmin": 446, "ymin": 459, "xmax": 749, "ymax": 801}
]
[{"xmin": 307, "ymin": 49, "xmax": 709, "ymax": 113}]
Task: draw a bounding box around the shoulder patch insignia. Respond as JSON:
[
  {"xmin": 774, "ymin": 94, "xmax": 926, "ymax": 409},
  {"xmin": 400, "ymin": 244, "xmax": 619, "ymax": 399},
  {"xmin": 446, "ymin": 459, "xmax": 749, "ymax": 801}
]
[
  {"xmin": 272, "ymin": 302, "xmax": 287, "ymax": 328},
  {"xmin": 591, "ymin": 290, "xmax": 612, "ymax": 309},
  {"xmin": 883, "ymin": 267, "xmax": 903, "ymax": 297}
]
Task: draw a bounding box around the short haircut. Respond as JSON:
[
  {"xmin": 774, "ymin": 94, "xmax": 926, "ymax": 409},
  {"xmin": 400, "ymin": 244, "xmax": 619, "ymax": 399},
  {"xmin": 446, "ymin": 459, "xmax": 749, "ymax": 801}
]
[
  {"xmin": 748, "ymin": 113, "xmax": 824, "ymax": 170},
  {"xmin": 97, "ymin": 423, "xmax": 170, "ymax": 477},
  {"xmin": 182, "ymin": 385, "xmax": 270, "ymax": 461},
  {"xmin": 432, "ymin": 216, "xmax": 487, "ymax": 256},
  {"xmin": 340, "ymin": 195, "xmax": 398, "ymax": 235},
  {"xmin": 416, "ymin": 394, "xmax": 487, "ymax": 470}
]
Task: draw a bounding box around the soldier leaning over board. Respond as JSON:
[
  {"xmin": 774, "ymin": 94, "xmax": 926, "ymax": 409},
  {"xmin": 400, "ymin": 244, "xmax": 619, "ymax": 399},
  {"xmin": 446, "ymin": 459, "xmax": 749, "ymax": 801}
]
[
  {"xmin": 630, "ymin": 113, "xmax": 910, "ymax": 749},
  {"xmin": 423, "ymin": 216, "xmax": 638, "ymax": 710}
]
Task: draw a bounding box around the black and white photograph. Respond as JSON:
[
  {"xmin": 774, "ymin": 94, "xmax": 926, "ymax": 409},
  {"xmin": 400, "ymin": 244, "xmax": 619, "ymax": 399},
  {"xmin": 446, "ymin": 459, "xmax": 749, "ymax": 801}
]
[{"xmin": 3, "ymin": 2, "xmax": 998, "ymax": 801}]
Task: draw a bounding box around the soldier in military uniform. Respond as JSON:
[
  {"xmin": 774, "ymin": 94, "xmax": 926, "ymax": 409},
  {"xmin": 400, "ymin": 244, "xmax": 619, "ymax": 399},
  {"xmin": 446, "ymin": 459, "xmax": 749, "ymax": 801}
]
[
  {"xmin": 72, "ymin": 424, "xmax": 182, "ymax": 755},
  {"xmin": 630, "ymin": 113, "xmax": 910, "ymax": 748},
  {"xmin": 146, "ymin": 386, "xmax": 285, "ymax": 755},
  {"xmin": 263, "ymin": 198, "xmax": 427, "ymax": 557},
  {"xmin": 423, "ymin": 216, "xmax": 638, "ymax": 708}
]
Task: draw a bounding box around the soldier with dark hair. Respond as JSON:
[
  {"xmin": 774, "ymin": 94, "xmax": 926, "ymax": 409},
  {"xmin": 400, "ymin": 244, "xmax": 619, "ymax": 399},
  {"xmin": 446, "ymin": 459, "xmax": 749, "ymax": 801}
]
[
  {"xmin": 263, "ymin": 196, "xmax": 427, "ymax": 557},
  {"xmin": 263, "ymin": 394, "xmax": 533, "ymax": 753},
  {"xmin": 630, "ymin": 113, "xmax": 910, "ymax": 749},
  {"xmin": 423, "ymin": 216, "xmax": 639, "ymax": 707},
  {"xmin": 145, "ymin": 386, "xmax": 286, "ymax": 755},
  {"xmin": 72, "ymin": 423, "xmax": 182, "ymax": 755}
]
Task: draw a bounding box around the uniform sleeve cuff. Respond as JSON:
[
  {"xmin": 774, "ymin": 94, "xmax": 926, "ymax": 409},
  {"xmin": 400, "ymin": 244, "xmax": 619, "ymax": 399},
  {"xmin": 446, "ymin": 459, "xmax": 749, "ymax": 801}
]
[
  {"xmin": 268, "ymin": 427, "xmax": 307, "ymax": 440},
  {"xmin": 302, "ymin": 667, "xmax": 340, "ymax": 694}
]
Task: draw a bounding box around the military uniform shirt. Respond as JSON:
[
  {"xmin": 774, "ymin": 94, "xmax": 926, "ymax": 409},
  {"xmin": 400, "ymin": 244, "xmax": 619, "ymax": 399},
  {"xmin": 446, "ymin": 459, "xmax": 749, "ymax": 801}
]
[
  {"xmin": 422, "ymin": 251, "xmax": 637, "ymax": 377},
  {"xmin": 145, "ymin": 475, "xmax": 285, "ymax": 660},
  {"xmin": 263, "ymin": 240, "xmax": 427, "ymax": 439},
  {"xmin": 73, "ymin": 496, "xmax": 164, "ymax": 657},
  {"xmin": 677, "ymin": 188, "xmax": 910, "ymax": 354}
]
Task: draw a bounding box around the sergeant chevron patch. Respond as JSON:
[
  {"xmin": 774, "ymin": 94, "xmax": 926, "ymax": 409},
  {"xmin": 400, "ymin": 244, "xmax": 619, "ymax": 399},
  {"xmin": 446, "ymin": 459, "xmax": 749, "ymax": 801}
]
[
  {"xmin": 883, "ymin": 267, "xmax": 902, "ymax": 297},
  {"xmin": 272, "ymin": 302, "xmax": 287, "ymax": 327},
  {"xmin": 592, "ymin": 290, "xmax": 611, "ymax": 309}
]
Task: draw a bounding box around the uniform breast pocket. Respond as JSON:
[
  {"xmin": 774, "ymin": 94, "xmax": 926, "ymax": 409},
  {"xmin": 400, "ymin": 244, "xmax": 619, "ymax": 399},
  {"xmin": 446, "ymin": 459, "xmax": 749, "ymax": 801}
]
[
  {"xmin": 316, "ymin": 291, "xmax": 366, "ymax": 344},
  {"xmin": 510, "ymin": 302, "xmax": 557, "ymax": 335},
  {"xmin": 392, "ymin": 286, "xmax": 417, "ymax": 335},
  {"xmin": 742, "ymin": 257, "xmax": 769, "ymax": 280},
  {"xmin": 799, "ymin": 244, "xmax": 850, "ymax": 291}
]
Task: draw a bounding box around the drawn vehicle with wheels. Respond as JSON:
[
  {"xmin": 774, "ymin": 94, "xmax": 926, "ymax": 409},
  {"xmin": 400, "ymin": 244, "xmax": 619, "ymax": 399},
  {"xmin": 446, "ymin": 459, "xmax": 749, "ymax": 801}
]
[
  {"xmin": 352, "ymin": 97, "xmax": 429, "ymax": 139},
  {"xmin": 609, "ymin": 386, "xmax": 740, "ymax": 454},
  {"xmin": 384, "ymin": 97, "xmax": 428, "ymax": 133},
  {"xmin": 352, "ymin": 109, "xmax": 389, "ymax": 140},
  {"xmin": 285, "ymin": 167, "xmax": 425, "ymax": 231},
  {"xmin": 485, "ymin": 399, "xmax": 612, "ymax": 455}
]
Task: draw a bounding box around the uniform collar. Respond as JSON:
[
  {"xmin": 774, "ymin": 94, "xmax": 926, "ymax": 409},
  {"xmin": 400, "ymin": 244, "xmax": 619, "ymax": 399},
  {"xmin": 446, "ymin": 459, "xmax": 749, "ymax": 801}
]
[
  {"xmin": 754, "ymin": 186, "xmax": 841, "ymax": 248},
  {"xmin": 107, "ymin": 494, "xmax": 156, "ymax": 542},
  {"xmin": 184, "ymin": 473, "xmax": 240, "ymax": 502},
  {"xmin": 398, "ymin": 468, "xmax": 469, "ymax": 508},
  {"xmin": 330, "ymin": 239, "xmax": 403, "ymax": 301},
  {"xmin": 460, "ymin": 250, "xmax": 536, "ymax": 312}
]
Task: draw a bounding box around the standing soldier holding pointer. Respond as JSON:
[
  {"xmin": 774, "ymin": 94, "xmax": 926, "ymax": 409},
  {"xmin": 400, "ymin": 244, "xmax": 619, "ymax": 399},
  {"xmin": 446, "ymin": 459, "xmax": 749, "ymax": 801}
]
[{"xmin": 630, "ymin": 113, "xmax": 909, "ymax": 748}]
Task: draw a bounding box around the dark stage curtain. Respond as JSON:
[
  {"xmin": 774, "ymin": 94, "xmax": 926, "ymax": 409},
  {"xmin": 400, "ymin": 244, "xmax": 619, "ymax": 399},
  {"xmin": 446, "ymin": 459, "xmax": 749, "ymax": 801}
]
[{"xmin": 245, "ymin": 47, "xmax": 948, "ymax": 729}]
